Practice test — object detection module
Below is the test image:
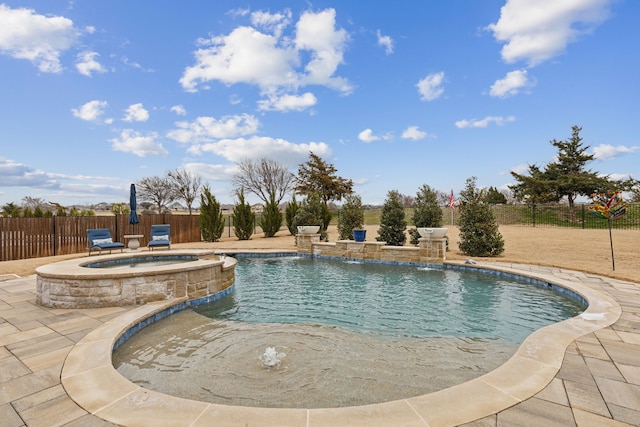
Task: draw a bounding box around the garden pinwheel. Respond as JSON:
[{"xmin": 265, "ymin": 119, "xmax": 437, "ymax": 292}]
[{"xmin": 588, "ymin": 191, "xmax": 627, "ymax": 270}]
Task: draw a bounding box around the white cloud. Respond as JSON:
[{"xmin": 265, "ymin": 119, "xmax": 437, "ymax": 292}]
[
  {"xmin": 295, "ymin": 9, "xmax": 351, "ymax": 91},
  {"xmin": 487, "ymin": 0, "xmax": 612, "ymax": 66},
  {"xmin": 167, "ymin": 114, "xmax": 260, "ymax": 144},
  {"xmin": 180, "ymin": 25, "xmax": 298, "ymax": 92},
  {"xmin": 592, "ymin": 144, "xmax": 639, "ymax": 160},
  {"xmin": 180, "ymin": 8, "xmax": 352, "ymax": 102},
  {"xmin": 358, "ymin": 129, "xmax": 380, "ymax": 143},
  {"xmin": 377, "ymin": 30, "xmax": 393, "ymax": 54},
  {"xmin": 455, "ymin": 115, "xmax": 516, "ymax": 128},
  {"xmin": 71, "ymin": 100, "xmax": 109, "ymax": 122},
  {"xmin": 489, "ymin": 69, "xmax": 535, "ymax": 98},
  {"xmin": 357, "ymin": 129, "xmax": 392, "ymax": 143},
  {"xmin": 0, "ymin": 4, "xmax": 79, "ymax": 73},
  {"xmin": 123, "ymin": 103, "xmax": 149, "ymax": 122},
  {"xmin": 184, "ymin": 162, "xmax": 239, "ymax": 182},
  {"xmin": 257, "ymin": 92, "xmax": 317, "ymax": 112},
  {"xmin": 401, "ymin": 126, "xmax": 428, "ymax": 140},
  {"xmin": 251, "ymin": 9, "xmax": 292, "ymax": 38},
  {"xmin": 416, "ymin": 72, "xmax": 445, "ymax": 101},
  {"xmin": 76, "ymin": 51, "xmax": 106, "ymax": 77},
  {"xmin": 193, "ymin": 136, "xmax": 332, "ymax": 167},
  {"xmin": 110, "ymin": 130, "xmax": 168, "ymax": 157},
  {"xmin": 170, "ymin": 105, "xmax": 187, "ymax": 116}
]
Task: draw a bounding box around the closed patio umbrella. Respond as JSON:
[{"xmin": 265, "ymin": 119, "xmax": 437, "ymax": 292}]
[{"xmin": 129, "ymin": 183, "xmax": 139, "ymax": 226}]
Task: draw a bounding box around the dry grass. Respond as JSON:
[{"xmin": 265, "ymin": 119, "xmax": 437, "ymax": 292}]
[{"xmin": 2, "ymin": 225, "xmax": 639, "ymax": 284}]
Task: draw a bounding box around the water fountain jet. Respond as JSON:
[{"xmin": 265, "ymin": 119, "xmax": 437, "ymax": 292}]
[{"xmin": 260, "ymin": 347, "xmax": 286, "ymax": 368}]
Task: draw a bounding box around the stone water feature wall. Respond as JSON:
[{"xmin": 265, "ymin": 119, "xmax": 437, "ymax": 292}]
[{"xmin": 297, "ymin": 234, "xmax": 446, "ymax": 264}]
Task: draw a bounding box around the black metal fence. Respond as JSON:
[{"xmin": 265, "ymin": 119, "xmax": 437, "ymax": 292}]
[
  {"xmin": 442, "ymin": 202, "xmax": 640, "ymax": 229},
  {"xmin": 349, "ymin": 203, "xmax": 640, "ymax": 230}
]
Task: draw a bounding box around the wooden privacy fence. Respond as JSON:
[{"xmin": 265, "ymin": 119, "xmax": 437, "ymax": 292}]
[{"xmin": 0, "ymin": 214, "xmax": 201, "ymax": 262}]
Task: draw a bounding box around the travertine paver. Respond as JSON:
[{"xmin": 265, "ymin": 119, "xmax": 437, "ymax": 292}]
[{"xmin": 1, "ymin": 261, "xmax": 639, "ymax": 426}]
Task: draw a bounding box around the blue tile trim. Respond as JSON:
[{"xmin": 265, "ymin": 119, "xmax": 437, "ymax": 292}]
[
  {"xmin": 444, "ymin": 264, "xmax": 588, "ymax": 307},
  {"xmin": 112, "ymin": 284, "xmax": 235, "ymax": 352}
]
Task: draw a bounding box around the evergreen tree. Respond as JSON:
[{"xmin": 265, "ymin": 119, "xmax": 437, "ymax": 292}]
[
  {"xmin": 232, "ymin": 190, "xmax": 255, "ymax": 240},
  {"xmin": 285, "ymin": 195, "xmax": 299, "ymax": 235},
  {"xmin": 1, "ymin": 202, "xmax": 21, "ymax": 217},
  {"xmin": 458, "ymin": 177, "xmax": 504, "ymax": 256},
  {"xmin": 376, "ymin": 190, "xmax": 407, "ymax": 246},
  {"xmin": 485, "ymin": 186, "xmax": 507, "ymax": 204},
  {"xmin": 408, "ymin": 184, "xmax": 442, "ymax": 245},
  {"xmin": 199, "ymin": 185, "xmax": 225, "ymax": 242},
  {"xmin": 295, "ymin": 152, "xmax": 353, "ymax": 205},
  {"xmin": 337, "ymin": 194, "xmax": 364, "ymax": 240},
  {"xmin": 260, "ymin": 197, "xmax": 283, "ymax": 237},
  {"xmin": 510, "ymin": 126, "xmax": 616, "ymax": 215}
]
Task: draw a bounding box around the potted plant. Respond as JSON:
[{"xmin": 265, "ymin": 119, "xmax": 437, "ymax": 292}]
[{"xmin": 352, "ymin": 228, "xmax": 366, "ymax": 242}]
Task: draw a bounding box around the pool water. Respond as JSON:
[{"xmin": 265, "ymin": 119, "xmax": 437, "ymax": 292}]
[
  {"xmin": 113, "ymin": 256, "xmax": 585, "ymax": 408},
  {"xmin": 196, "ymin": 256, "xmax": 584, "ymax": 343}
]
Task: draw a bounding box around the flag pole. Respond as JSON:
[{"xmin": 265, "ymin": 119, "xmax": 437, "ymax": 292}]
[{"xmin": 449, "ymin": 189, "xmax": 455, "ymax": 225}]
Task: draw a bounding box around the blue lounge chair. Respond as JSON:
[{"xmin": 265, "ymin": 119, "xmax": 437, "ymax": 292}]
[
  {"xmin": 87, "ymin": 228, "xmax": 125, "ymax": 255},
  {"xmin": 148, "ymin": 224, "xmax": 171, "ymax": 251}
]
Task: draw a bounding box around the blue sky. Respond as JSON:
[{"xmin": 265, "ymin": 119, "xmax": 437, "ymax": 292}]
[{"xmin": 1, "ymin": 0, "xmax": 638, "ymax": 207}]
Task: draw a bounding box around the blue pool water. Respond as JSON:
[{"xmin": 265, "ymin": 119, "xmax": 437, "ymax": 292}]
[
  {"xmin": 114, "ymin": 256, "xmax": 585, "ymax": 408},
  {"xmin": 195, "ymin": 256, "xmax": 584, "ymax": 343}
]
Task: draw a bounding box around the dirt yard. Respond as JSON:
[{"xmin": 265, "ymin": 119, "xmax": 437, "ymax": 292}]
[{"xmin": 1, "ymin": 225, "xmax": 638, "ymax": 284}]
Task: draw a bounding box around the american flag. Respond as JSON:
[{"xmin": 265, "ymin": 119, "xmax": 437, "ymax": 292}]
[{"xmin": 449, "ymin": 190, "xmax": 455, "ymax": 209}]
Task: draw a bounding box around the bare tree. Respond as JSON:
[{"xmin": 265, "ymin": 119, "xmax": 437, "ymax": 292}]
[
  {"xmin": 233, "ymin": 158, "xmax": 294, "ymax": 205},
  {"xmin": 21, "ymin": 196, "xmax": 48, "ymax": 211},
  {"xmin": 168, "ymin": 168, "xmax": 202, "ymax": 214},
  {"xmin": 137, "ymin": 175, "xmax": 176, "ymax": 213}
]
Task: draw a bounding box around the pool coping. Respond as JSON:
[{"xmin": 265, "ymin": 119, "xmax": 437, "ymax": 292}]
[{"xmin": 59, "ymin": 255, "xmax": 622, "ymax": 427}]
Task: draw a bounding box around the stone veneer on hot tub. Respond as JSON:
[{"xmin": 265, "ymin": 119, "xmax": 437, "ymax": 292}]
[{"xmin": 35, "ymin": 250, "xmax": 235, "ymax": 309}]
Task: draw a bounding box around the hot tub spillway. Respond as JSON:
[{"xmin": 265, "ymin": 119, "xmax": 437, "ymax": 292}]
[{"xmin": 35, "ymin": 250, "xmax": 235, "ymax": 309}]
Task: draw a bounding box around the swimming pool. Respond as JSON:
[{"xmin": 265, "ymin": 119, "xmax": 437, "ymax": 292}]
[{"xmin": 113, "ymin": 256, "xmax": 585, "ymax": 408}]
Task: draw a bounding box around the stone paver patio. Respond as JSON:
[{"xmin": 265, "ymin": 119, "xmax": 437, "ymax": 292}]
[{"xmin": 1, "ymin": 258, "xmax": 639, "ymax": 426}]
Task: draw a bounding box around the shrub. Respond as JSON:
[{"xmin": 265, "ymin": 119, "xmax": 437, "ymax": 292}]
[
  {"xmin": 260, "ymin": 197, "xmax": 283, "ymax": 237},
  {"xmin": 292, "ymin": 192, "xmax": 325, "ymax": 238},
  {"xmin": 337, "ymin": 194, "xmax": 364, "ymax": 240},
  {"xmin": 457, "ymin": 177, "xmax": 504, "ymax": 256},
  {"xmin": 409, "ymin": 184, "xmax": 443, "ymax": 245},
  {"xmin": 376, "ymin": 190, "xmax": 407, "ymax": 246},
  {"xmin": 232, "ymin": 190, "xmax": 255, "ymax": 240},
  {"xmin": 200, "ymin": 185, "xmax": 225, "ymax": 242},
  {"xmin": 285, "ymin": 196, "xmax": 299, "ymax": 235}
]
